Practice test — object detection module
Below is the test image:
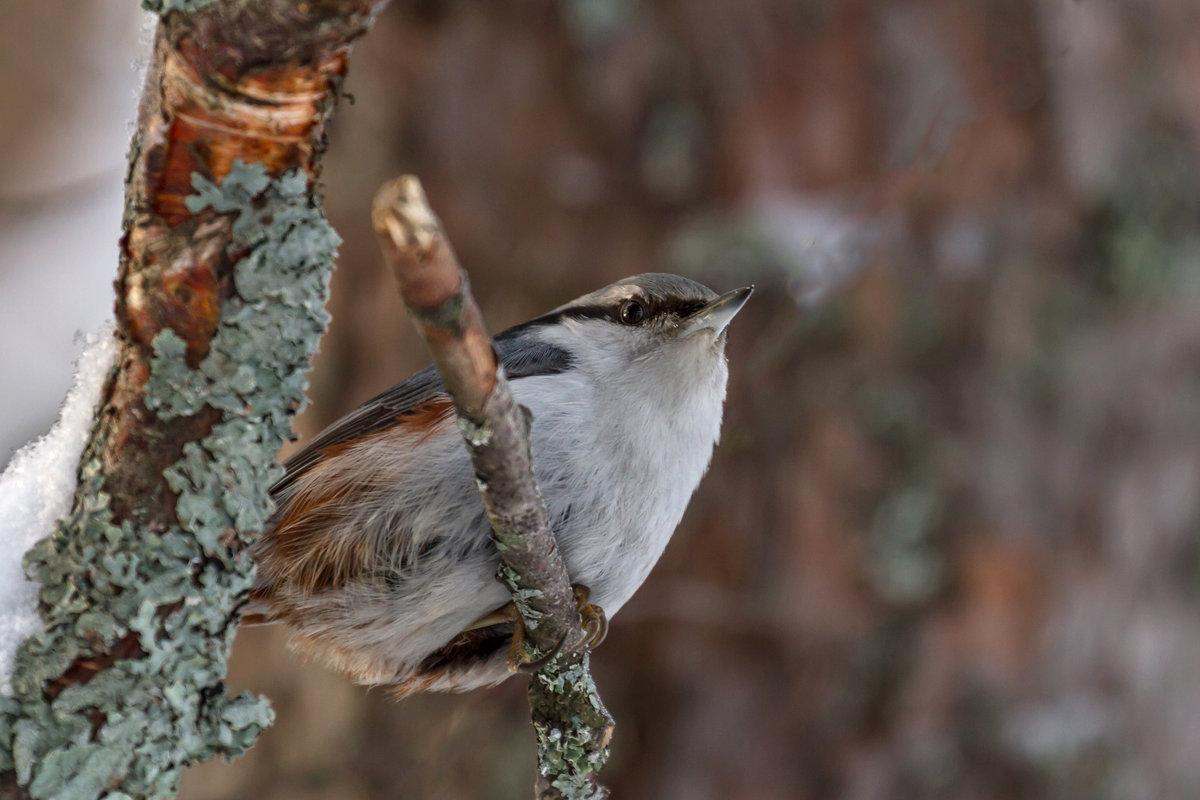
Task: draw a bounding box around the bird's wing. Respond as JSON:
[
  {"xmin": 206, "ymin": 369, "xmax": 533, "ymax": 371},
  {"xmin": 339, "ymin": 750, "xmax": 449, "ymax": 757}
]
[
  {"xmin": 270, "ymin": 363, "xmax": 445, "ymax": 494},
  {"xmin": 243, "ymin": 328, "xmax": 573, "ymax": 633},
  {"xmin": 271, "ymin": 330, "xmax": 573, "ymax": 494}
]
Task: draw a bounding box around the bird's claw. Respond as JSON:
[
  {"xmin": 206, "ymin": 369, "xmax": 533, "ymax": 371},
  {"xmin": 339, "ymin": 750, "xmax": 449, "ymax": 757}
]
[
  {"xmin": 501, "ymin": 583, "xmax": 609, "ymax": 673},
  {"xmin": 574, "ymin": 584, "xmax": 609, "ymax": 652},
  {"xmin": 511, "ymin": 629, "xmax": 569, "ymax": 674}
]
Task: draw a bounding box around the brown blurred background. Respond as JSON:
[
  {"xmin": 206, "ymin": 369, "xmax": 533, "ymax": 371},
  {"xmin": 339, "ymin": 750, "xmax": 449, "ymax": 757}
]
[{"xmin": 5, "ymin": 1, "xmax": 1200, "ymax": 798}]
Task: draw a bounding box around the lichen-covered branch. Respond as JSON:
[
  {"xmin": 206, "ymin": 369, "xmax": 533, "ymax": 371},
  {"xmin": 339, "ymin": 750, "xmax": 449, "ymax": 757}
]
[
  {"xmin": 372, "ymin": 177, "xmax": 615, "ymax": 799},
  {"xmin": 0, "ymin": 3, "xmax": 385, "ymax": 798}
]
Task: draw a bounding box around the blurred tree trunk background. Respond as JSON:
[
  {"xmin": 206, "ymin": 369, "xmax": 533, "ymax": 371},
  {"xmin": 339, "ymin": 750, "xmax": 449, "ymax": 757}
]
[{"xmin": 5, "ymin": 1, "xmax": 1200, "ymax": 799}]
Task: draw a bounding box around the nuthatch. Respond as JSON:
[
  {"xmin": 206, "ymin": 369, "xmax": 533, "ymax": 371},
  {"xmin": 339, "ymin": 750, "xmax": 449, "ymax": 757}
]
[{"xmin": 245, "ymin": 273, "xmax": 752, "ymax": 696}]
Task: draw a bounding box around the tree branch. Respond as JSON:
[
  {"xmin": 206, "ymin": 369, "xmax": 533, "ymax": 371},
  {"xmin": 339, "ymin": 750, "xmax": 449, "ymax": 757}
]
[
  {"xmin": 372, "ymin": 176, "xmax": 615, "ymax": 799},
  {"xmin": 0, "ymin": 3, "xmax": 385, "ymax": 797}
]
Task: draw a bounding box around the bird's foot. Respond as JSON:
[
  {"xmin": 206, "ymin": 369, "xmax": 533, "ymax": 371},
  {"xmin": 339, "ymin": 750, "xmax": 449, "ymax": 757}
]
[
  {"xmin": 573, "ymin": 584, "xmax": 609, "ymax": 653},
  {"xmin": 475, "ymin": 584, "xmax": 609, "ymax": 673}
]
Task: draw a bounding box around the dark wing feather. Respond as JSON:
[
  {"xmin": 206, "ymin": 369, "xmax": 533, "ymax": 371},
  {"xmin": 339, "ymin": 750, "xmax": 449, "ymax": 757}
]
[
  {"xmin": 271, "ymin": 330, "xmax": 573, "ymax": 494},
  {"xmin": 272, "ymin": 363, "xmax": 445, "ymax": 492}
]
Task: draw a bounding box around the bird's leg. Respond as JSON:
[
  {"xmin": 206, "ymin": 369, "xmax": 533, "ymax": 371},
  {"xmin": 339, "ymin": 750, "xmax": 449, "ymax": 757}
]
[{"xmin": 470, "ymin": 584, "xmax": 609, "ymax": 673}]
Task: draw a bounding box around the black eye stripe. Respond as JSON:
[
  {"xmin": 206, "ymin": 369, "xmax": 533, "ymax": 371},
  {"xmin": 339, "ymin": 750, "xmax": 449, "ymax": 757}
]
[
  {"xmin": 672, "ymin": 300, "xmax": 707, "ymax": 318},
  {"xmin": 506, "ymin": 294, "xmax": 713, "ymax": 333}
]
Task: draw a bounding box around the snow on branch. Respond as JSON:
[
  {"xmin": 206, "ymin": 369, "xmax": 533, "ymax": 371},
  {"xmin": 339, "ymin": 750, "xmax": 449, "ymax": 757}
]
[{"xmin": 0, "ymin": 326, "xmax": 116, "ymax": 695}]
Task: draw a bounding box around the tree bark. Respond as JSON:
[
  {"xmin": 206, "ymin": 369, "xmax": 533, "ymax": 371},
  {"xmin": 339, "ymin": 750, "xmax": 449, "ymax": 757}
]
[{"xmin": 0, "ymin": 3, "xmax": 382, "ymax": 798}]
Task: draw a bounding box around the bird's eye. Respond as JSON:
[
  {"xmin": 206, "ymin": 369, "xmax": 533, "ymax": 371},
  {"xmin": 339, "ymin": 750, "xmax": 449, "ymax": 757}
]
[{"xmin": 619, "ymin": 299, "xmax": 646, "ymax": 325}]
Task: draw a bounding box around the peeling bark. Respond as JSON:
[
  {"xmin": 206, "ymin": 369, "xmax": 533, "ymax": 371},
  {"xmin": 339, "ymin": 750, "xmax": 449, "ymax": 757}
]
[{"xmin": 0, "ymin": 3, "xmax": 384, "ymax": 798}]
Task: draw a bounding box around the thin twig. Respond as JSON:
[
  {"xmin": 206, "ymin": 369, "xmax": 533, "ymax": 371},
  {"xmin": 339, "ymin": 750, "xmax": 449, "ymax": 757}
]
[{"xmin": 372, "ymin": 176, "xmax": 614, "ymax": 799}]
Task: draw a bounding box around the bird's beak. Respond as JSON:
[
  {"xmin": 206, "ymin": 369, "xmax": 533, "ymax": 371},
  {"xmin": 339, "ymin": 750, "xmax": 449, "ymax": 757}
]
[{"xmin": 682, "ymin": 285, "xmax": 754, "ymax": 335}]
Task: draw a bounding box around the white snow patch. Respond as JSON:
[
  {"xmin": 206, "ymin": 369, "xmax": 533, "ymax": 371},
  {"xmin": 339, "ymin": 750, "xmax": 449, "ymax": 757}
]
[{"xmin": 0, "ymin": 324, "xmax": 116, "ymax": 695}]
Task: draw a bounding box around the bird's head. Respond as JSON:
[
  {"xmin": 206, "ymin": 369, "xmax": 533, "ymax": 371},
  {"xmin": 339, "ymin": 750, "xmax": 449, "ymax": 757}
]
[{"xmin": 516, "ymin": 273, "xmax": 753, "ymax": 405}]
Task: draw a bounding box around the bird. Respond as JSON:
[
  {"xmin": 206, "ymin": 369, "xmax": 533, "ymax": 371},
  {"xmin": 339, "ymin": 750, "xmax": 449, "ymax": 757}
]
[{"xmin": 244, "ymin": 273, "xmax": 752, "ymax": 697}]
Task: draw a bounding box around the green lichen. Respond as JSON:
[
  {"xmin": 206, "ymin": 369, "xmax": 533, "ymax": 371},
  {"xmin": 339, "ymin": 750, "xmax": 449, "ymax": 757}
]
[
  {"xmin": 530, "ymin": 656, "xmax": 610, "ymax": 800},
  {"xmin": 1, "ymin": 160, "xmax": 338, "ymax": 798},
  {"xmin": 458, "ymin": 417, "xmax": 494, "ymax": 447},
  {"xmin": 495, "ymin": 562, "xmax": 546, "ymax": 631},
  {"xmin": 410, "ymin": 291, "xmax": 468, "ymax": 331}
]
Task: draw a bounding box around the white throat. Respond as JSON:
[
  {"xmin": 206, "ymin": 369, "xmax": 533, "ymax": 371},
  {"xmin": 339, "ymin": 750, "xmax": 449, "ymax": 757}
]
[{"xmin": 516, "ymin": 318, "xmax": 731, "ymax": 612}]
